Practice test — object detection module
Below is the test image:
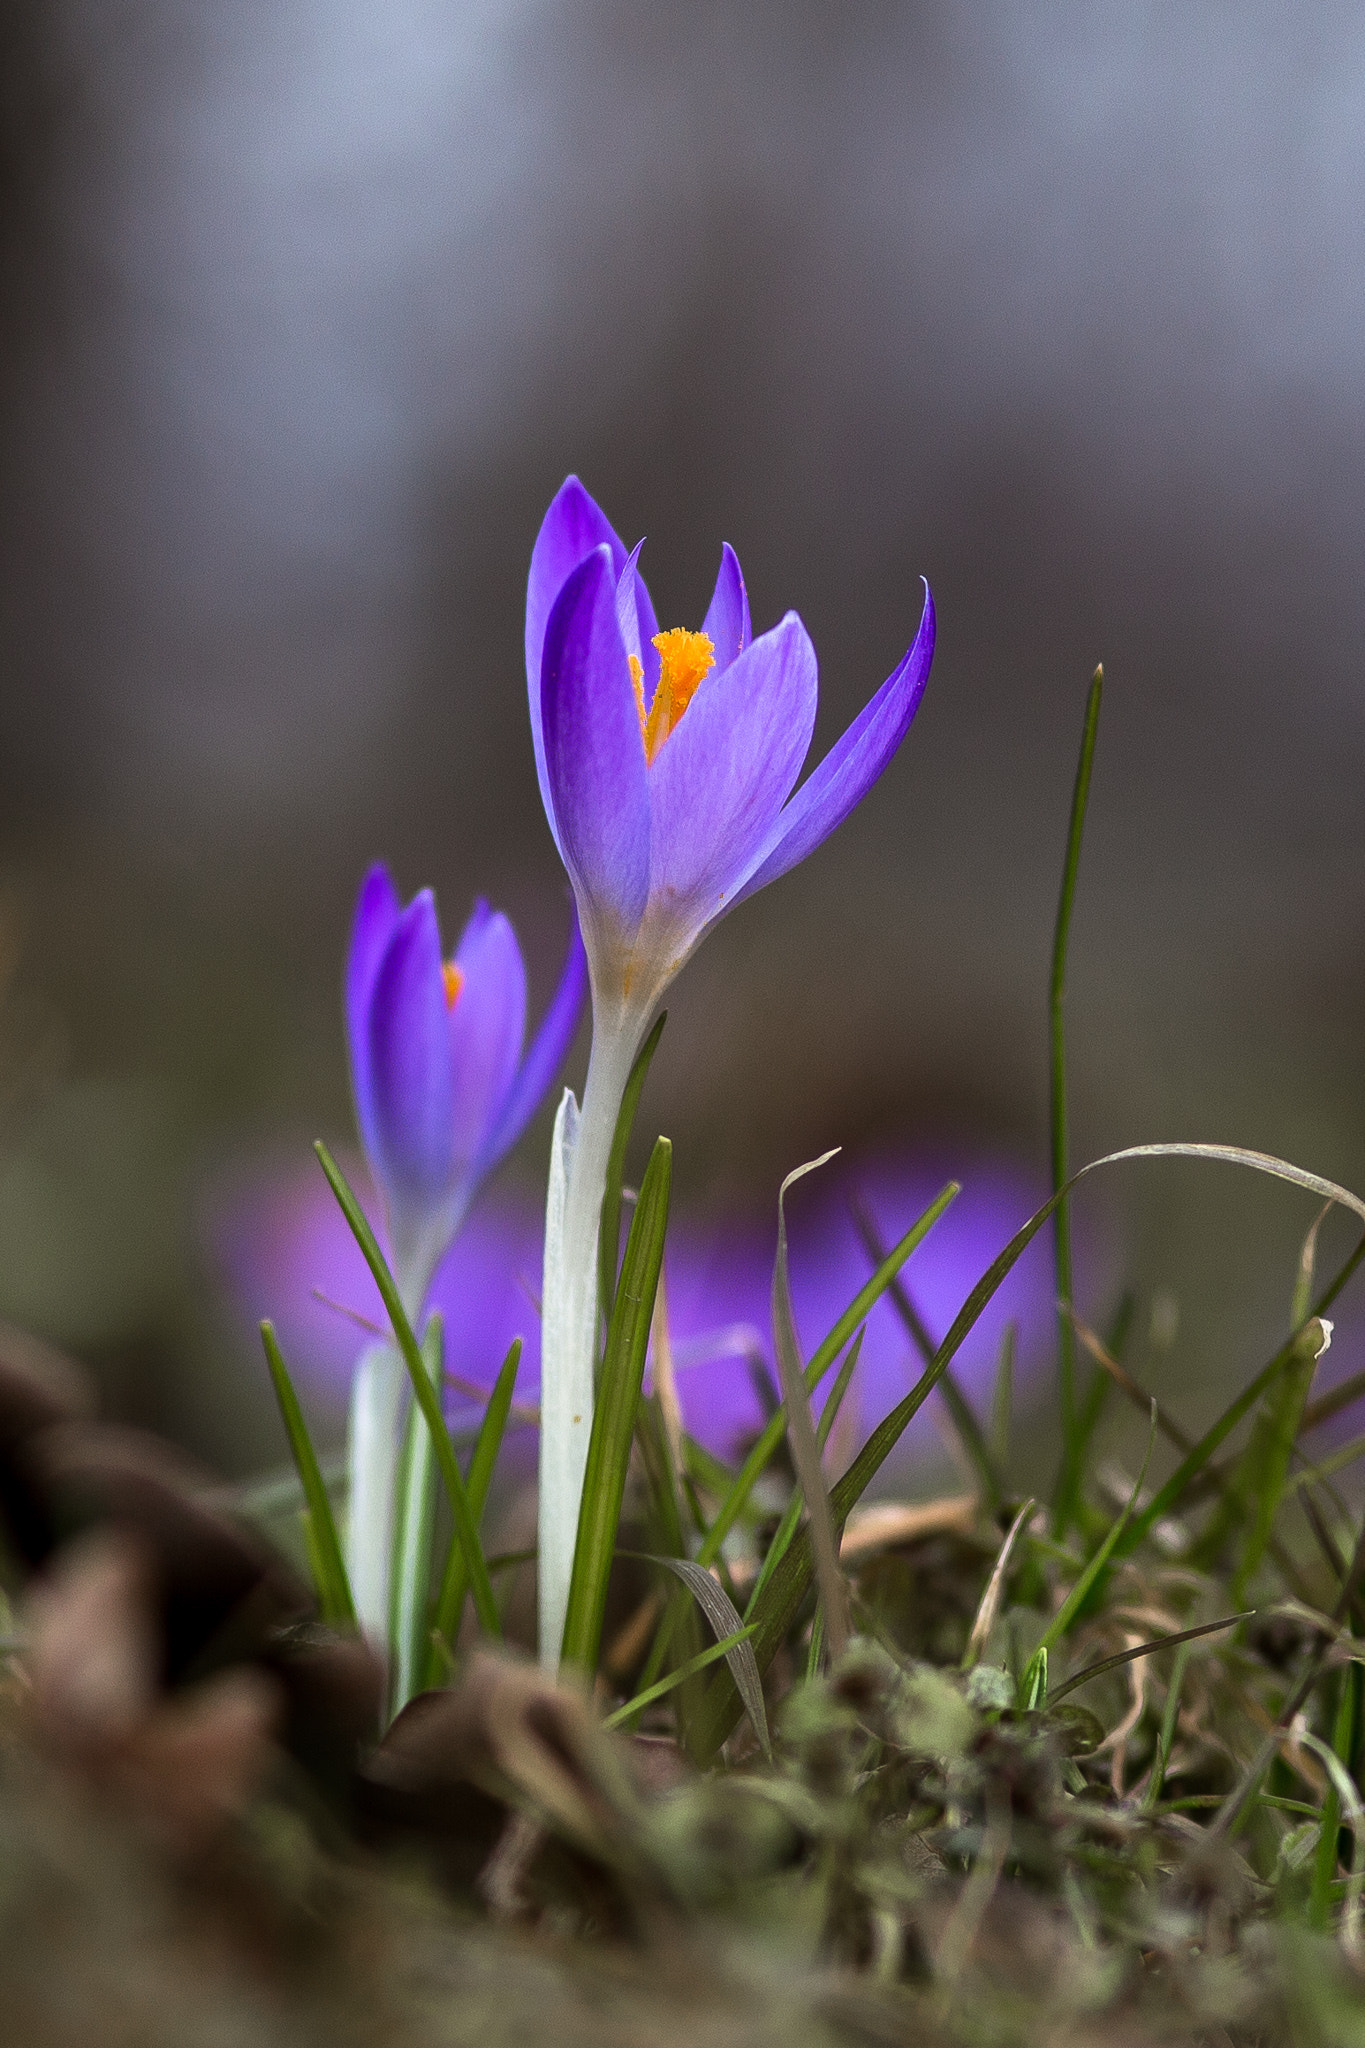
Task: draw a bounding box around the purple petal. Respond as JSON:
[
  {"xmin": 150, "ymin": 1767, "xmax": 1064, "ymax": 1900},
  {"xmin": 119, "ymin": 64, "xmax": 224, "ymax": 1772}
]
[
  {"xmin": 732, "ymin": 583, "xmax": 936, "ymax": 907},
  {"xmin": 700, "ymin": 543, "xmax": 750, "ymax": 674},
  {"xmin": 366, "ymin": 890, "xmax": 455, "ymax": 1215},
  {"xmin": 616, "ymin": 542, "xmax": 661, "ymax": 703},
  {"xmin": 345, "ymin": 863, "xmax": 400, "ymax": 1166},
  {"xmin": 447, "ymin": 910, "xmax": 527, "ymax": 1176},
  {"xmin": 647, "ymin": 612, "xmax": 818, "ymax": 930},
  {"xmin": 526, "ymin": 479, "xmax": 629, "ymax": 851},
  {"xmin": 480, "ymin": 898, "xmax": 588, "ymax": 1171},
  {"xmin": 541, "ymin": 546, "xmax": 651, "ymax": 942}
]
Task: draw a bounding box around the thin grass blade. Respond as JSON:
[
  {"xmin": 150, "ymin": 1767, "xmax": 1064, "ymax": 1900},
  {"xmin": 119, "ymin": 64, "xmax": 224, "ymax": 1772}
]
[
  {"xmin": 1036, "ymin": 1401, "xmax": 1157, "ymax": 1654},
  {"xmin": 852, "ymin": 1198, "xmax": 1002, "ymax": 1508},
  {"xmin": 962, "ymin": 1498, "xmax": 1035, "ymax": 1669},
  {"xmin": 694, "ymin": 1181, "xmax": 960, "ymax": 1569},
  {"xmin": 260, "ymin": 1320, "xmax": 354, "ymax": 1628},
  {"xmin": 314, "ymin": 1141, "xmax": 500, "ymax": 1637},
  {"xmin": 603, "ymin": 1624, "xmax": 758, "ymax": 1730},
  {"xmin": 646, "ymin": 1554, "xmax": 770, "ymax": 1756},
  {"xmin": 748, "ymin": 1332, "xmax": 865, "ymax": 1617},
  {"xmin": 1050, "ymin": 665, "xmax": 1103, "ymax": 1537},
  {"xmin": 425, "ymin": 1337, "xmax": 523, "ymax": 1685},
  {"xmin": 772, "ymin": 1153, "xmax": 850, "ymax": 1661},
  {"xmin": 1048, "ymin": 1612, "xmax": 1252, "ymax": 1707}
]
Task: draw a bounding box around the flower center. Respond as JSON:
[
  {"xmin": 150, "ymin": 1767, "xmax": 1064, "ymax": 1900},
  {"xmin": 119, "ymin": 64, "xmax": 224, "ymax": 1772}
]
[
  {"xmin": 442, "ymin": 962, "xmax": 465, "ymax": 1010},
  {"xmin": 630, "ymin": 627, "xmax": 716, "ymax": 765}
]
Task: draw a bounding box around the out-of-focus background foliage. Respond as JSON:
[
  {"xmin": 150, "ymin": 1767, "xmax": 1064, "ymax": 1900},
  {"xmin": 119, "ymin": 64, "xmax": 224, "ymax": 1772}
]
[{"xmin": 1, "ymin": 1, "xmax": 1363, "ymax": 1474}]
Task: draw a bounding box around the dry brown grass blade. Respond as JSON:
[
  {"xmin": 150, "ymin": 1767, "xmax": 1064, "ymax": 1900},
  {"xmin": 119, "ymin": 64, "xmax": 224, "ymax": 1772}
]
[{"xmin": 961, "ymin": 1499, "xmax": 1036, "ymax": 1669}]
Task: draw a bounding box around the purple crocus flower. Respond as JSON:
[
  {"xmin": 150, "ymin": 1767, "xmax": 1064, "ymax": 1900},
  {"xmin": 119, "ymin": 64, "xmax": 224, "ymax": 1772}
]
[
  {"xmin": 346, "ymin": 863, "xmax": 587, "ymax": 1314},
  {"xmin": 342, "ymin": 864, "xmax": 585, "ymax": 1654},
  {"xmin": 527, "ymin": 476, "xmax": 935, "ymax": 1025},
  {"xmin": 528, "ymin": 476, "xmax": 935, "ymax": 1665}
]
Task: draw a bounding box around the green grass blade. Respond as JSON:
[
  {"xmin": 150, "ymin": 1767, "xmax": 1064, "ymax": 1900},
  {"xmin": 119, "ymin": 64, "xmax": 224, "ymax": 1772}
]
[
  {"xmin": 1035, "ymin": 1401, "xmax": 1157, "ymax": 1657},
  {"xmin": 314, "ymin": 1141, "xmax": 500, "ymax": 1639},
  {"xmin": 598, "ymin": 1010, "xmax": 666, "ymax": 1325},
  {"xmin": 851, "ymin": 1197, "xmax": 1003, "ymax": 1509},
  {"xmin": 989, "ymin": 1322, "xmax": 1015, "ymax": 1474},
  {"xmin": 560, "ymin": 1136, "xmax": 671, "ymax": 1675},
  {"xmin": 260, "ymin": 1319, "xmax": 354, "ymax": 1628},
  {"xmin": 425, "ymin": 1337, "xmax": 522, "ymax": 1686},
  {"xmin": 693, "ymin": 1181, "xmax": 960, "ymax": 1570},
  {"xmin": 1118, "ymin": 1318, "xmax": 1332, "ymax": 1562},
  {"xmin": 1049, "ymin": 1611, "xmax": 1250, "ymax": 1709},
  {"xmin": 1019, "ymin": 1645, "xmax": 1048, "ymax": 1712},
  {"xmin": 1143, "ymin": 1637, "xmax": 1193, "ymax": 1811},
  {"xmin": 1050, "ymin": 665, "xmax": 1103, "ymax": 1538},
  {"xmin": 645, "ymin": 1554, "xmax": 770, "ymax": 1757},
  {"xmin": 748, "ymin": 1331, "xmax": 864, "ymax": 1618},
  {"xmin": 771, "ymin": 1154, "xmax": 850, "ymax": 1660},
  {"xmin": 1310, "ymin": 1666, "xmax": 1357, "ymax": 1928},
  {"xmin": 603, "ymin": 1624, "xmax": 757, "ymax": 1730}
]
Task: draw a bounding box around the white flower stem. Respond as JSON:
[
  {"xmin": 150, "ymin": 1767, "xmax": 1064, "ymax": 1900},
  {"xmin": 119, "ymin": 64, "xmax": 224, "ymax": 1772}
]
[
  {"xmin": 346, "ymin": 1338, "xmax": 406, "ymax": 1650},
  {"xmin": 346, "ymin": 1264, "xmax": 429, "ymax": 1675},
  {"xmin": 537, "ymin": 1015, "xmax": 646, "ymax": 1668}
]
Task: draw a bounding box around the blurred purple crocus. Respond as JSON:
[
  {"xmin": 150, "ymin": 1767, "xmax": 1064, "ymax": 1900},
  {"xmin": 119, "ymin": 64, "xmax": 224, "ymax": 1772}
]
[
  {"xmin": 346, "ymin": 863, "xmax": 587, "ymax": 1315},
  {"xmin": 342, "ymin": 863, "xmax": 585, "ymax": 1653},
  {"xmin": 526, "ymin": 475, "xmax": 935, "ymax": 1663}
]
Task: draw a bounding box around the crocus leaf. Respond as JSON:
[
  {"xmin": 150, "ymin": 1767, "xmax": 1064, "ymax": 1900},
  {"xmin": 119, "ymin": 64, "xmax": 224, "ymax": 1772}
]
[
  {"xmin": 426, "ymin": 1337, "xmax": 523, "ymax": 1687},
  {"xmin": 389, "ymin": 1312, "xmax": 444, "ymax": 1714},
  {"xmin": 314, "ymin": 1140, "xmax": 501, "ymax": 1639},
  {"xmin": 260, "ymin": 1320, "xmax": 354, "ymax": 1629},
  {"xmin": 560, "ymin": 1135, "xmax": 671, "ymax": 1674},
  {"xmin": 598, "ymin": 1009, "xmax": 667, "ymax": 1323}
]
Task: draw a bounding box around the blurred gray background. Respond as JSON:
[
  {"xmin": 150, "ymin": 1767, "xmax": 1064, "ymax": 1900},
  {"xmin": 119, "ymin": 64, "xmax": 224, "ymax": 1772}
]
[{"xmin": 0, "ymin": 0, "xmax": 1363, "ymax": 1474}]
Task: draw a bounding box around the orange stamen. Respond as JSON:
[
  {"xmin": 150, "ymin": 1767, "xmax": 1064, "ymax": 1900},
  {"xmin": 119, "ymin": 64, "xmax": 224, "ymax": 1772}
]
[
  {"xmin": 442, "ymin": 961, "xmax": 464, "ymax": 1010},
  {"xmin": 635, "ymin": 628, "xmax": 716, "ymax": 765}
]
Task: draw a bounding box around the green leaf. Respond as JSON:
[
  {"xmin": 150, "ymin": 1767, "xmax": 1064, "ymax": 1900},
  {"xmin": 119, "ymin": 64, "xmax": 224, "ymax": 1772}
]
[
  {"xmin": 560, "ymin": 1135, "xmax": 671, "ymax": 1674},
  {"xmin": 851, "ymin": 1197, "xmax": 1003, "ymax": 1509},
  {"xmin": 313, "ymin": 1141, "xmax": 500, "ymax": 1639},
  {"xmin": 1048, "ymin": 1611, "xmax": 1251, "ymax": 1709},
  {"xmin": 694, "ymin": 1180, "xmax": 961, "ymax": 1570},
  {"xmin": 603, "ymin": 1623, "xmax": 757, "ymax": 1730},
  {"xmin": 646, "ymin": 1554, "xmax": 770, "ymax": 1757},
  {"xmin": 1050, "ymin": 664, "xmax": 1103, "ymax": 1537},
  {"xmin": 1035, "ymin": 1400, "xmax": 1157, "ymax": 1656},
  {"xmin": 425, "ymin": 1337, "xmax": 522, "ymax": 1687},
  {"xmin": 598, "ymin": 1010, "xmax": 666, "ymax": 1326},
  {"xmin": 260, "ymin": 1320, "xmax": 354, "ymax": 1628},
  {"xmin": 748, "ymin": 1331, "xmax": 864, "ymax": 1618},
  {"xmin": 1018, "ymin": 1645, "xmax": 1048, "ymax": 1712},
  {"xmin": 771, "ymin": 1154, "xmax": 849, "ymax": 1662}
]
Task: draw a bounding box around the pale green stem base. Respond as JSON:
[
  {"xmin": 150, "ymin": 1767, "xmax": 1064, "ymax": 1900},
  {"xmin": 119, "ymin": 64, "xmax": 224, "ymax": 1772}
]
[{"xmin": 347, "ymin": 1339, "xmax": 406, "ymax": 1649}]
